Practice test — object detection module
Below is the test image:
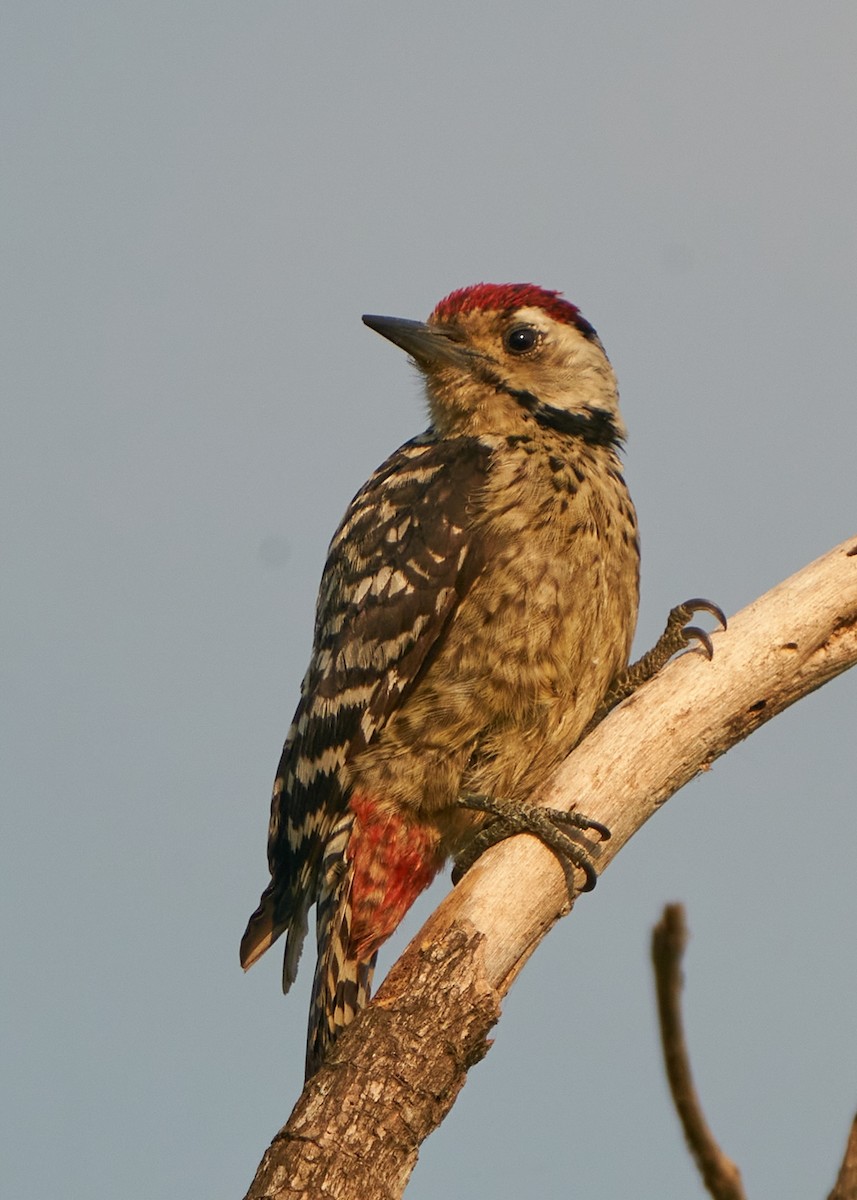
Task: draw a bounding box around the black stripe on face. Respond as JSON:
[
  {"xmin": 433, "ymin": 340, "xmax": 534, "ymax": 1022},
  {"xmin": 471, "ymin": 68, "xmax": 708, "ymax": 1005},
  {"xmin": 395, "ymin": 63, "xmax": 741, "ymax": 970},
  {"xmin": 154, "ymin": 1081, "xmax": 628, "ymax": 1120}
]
[{"xmin": 499, "ymin": 382, "xmax": 622, "ymax": 447}]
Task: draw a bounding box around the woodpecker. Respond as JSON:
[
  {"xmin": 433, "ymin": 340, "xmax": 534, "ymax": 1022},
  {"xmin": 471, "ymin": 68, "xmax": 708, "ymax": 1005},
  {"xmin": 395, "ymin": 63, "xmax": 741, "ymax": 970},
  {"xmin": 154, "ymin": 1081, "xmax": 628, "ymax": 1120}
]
[{"xmin": 242, "ymin": 282, "xmax": 644, "ymax": 1079}]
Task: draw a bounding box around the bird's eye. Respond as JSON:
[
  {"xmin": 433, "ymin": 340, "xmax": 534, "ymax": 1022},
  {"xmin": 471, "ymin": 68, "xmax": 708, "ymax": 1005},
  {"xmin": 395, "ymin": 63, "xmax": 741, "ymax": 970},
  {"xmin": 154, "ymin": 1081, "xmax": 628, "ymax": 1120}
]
[{"xmin": 504, "ymin": 325, "xmax": 541, "ymax": 355}]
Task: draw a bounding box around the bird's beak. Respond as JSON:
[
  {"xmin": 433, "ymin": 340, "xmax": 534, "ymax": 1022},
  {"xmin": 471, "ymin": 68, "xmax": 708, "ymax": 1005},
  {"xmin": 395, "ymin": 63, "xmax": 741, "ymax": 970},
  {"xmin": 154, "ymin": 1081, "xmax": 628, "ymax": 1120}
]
[{"xmin": 362, "ymin": 314, "xmax": 477, "ymax": 370}]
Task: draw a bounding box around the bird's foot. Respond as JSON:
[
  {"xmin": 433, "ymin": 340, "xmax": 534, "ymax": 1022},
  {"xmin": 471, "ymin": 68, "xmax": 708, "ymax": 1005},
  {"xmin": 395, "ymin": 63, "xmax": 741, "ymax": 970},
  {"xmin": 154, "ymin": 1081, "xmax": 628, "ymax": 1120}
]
[
  {"xmin": 452, "ymin": 794, "xmax": 611, "ymax": 893},
  {"xmin": 585, "ymin": 598, "xmax": 727, "ymax": 734}
]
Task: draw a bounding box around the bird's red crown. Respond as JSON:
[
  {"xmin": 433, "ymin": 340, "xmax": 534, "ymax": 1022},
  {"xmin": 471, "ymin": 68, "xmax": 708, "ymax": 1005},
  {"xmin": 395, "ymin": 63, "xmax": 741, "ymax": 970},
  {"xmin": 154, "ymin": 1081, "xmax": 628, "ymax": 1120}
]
[{"xmin": 431, "ymin": 283, "xmax": 596, "ymax": 339}]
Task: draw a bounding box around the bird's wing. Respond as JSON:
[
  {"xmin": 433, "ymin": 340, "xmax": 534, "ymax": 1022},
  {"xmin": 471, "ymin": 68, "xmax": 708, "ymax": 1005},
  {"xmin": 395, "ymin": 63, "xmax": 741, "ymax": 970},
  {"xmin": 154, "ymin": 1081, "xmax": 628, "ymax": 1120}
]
[{"xmin": 240, "ymin": 432, "xmax": 494, "ymax": 977}]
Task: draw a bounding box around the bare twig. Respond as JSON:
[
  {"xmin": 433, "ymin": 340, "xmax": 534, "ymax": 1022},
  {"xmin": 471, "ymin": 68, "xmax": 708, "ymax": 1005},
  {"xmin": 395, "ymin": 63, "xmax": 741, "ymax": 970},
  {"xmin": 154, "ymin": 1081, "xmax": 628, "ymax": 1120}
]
[
  {"xmin": 651, "ymin": 904, "xmax": 746, "ymax": 1200},
  {"xmin": 828, "ymin": 1115, "xmax": 857, "ymax": 1200},
  {"xmin": 244, "ymin": 537, "xmax": 857, "ymax": 1200}
]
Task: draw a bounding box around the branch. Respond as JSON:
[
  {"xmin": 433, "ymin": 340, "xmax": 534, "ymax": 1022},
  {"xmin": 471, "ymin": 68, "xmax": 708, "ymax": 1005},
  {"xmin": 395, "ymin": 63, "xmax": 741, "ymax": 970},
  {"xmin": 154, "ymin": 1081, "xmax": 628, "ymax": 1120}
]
[
  {"xmin": 244, "ymin": 537, "xmax": 857, "ymax": 1200},
  {"xmin": 651, "ymin": 904, "xmax": 746, "ymax": 1200},
  {"xmin": 828, "ymin": 1116, "xmax": 857, "ymax": 1200}
]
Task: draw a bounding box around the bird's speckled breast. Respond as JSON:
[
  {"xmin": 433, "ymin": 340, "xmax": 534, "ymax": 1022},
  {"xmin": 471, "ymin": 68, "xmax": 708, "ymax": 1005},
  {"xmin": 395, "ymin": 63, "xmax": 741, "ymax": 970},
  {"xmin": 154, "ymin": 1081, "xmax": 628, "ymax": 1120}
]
[{"xmin": 348, "ymin": 433, "xmax": 639, "ymax": 835}]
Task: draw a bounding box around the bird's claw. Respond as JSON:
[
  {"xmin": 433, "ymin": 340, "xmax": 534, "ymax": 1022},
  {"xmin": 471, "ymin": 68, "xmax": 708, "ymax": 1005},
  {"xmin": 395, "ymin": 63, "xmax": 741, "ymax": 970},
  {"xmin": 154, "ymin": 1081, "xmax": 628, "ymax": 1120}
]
[
  {"xmin": 585, "ymin": 595, "xmax": 727, "ymax": 732},
  {"xmin": 681, "ymin": 625, "xmax": 713, "ymax": 659},
  {"xmin": 677, "ymin": 598, "xmax": 727, "ymax": 632},
  {"xmin": 452, "ymin": 795, "xmax": 610, "ymax": 894},
  {"xmin": 668, "ymin": 599, "xmax": 726, "ymax": 659}
]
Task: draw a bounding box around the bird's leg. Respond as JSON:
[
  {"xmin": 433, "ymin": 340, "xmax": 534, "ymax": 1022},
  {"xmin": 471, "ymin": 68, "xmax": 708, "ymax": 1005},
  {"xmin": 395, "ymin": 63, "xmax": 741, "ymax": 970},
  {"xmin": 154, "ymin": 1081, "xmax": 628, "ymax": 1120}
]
[
  {"xmin": 584, "ymin": 597, "xmax": 727, "ymax": 734},
  {"xmin": 452, "ymin": 794, "xmax": 611, "ymax": 893}
]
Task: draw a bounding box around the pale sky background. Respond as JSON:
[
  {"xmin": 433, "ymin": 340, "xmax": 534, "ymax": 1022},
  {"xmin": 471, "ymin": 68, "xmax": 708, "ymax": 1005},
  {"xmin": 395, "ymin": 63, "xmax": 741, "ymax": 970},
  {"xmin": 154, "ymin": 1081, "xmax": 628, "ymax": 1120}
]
[{"xmin": 3, "ymin": 3, "xmax": 856, "ymax": 1197}]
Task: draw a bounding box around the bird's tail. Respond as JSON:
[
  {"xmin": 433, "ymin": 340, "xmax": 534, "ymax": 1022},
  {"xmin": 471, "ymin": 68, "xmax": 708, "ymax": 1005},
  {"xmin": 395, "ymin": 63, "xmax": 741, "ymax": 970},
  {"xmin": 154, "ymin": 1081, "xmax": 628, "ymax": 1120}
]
[
  {"xmin": 305, "ymin": 812, "xmax": 377, "ymax": 1079},
  {"xmin": 239, "ymin": 883, "xmax": 286, "ymax": 970}
]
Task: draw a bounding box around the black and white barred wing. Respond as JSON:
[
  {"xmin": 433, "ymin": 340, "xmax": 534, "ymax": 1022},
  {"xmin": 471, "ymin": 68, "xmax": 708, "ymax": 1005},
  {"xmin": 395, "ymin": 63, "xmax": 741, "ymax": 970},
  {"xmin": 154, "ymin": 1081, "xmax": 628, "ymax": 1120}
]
[{"xmin": 239, "ymin": 434, "xmax": 492, "ymax": 984}]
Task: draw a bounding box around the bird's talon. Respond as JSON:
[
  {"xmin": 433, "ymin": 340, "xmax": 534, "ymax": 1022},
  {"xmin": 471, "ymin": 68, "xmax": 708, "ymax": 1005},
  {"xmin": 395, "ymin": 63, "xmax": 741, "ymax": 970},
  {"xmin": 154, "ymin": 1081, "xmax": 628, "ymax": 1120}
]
[
  {"xmin": 578, "ymin": 862, "xmax": 598, "ymax": 892},
  {"xmin": 683, "ymin": 626, "xmax": 714, "ymax": 658},
  {"xmin": 681, "ymin": 598, "xmax": 727, "ymax": 631},
  {"xmin": 454, "ymin": 795, "xmax": 605, "ymax": 896},
  {"xmin": 553, "ymin": 810, "xmax": 611, "ymax": 841}
]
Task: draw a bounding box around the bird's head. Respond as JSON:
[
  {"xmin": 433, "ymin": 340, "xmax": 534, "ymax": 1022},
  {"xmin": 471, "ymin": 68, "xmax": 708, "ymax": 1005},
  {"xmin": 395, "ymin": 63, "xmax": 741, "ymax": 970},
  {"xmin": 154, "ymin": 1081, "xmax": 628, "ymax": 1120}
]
[{"xmin": 363, "ymin": 283, "xmax": 625, "ymax": 445}]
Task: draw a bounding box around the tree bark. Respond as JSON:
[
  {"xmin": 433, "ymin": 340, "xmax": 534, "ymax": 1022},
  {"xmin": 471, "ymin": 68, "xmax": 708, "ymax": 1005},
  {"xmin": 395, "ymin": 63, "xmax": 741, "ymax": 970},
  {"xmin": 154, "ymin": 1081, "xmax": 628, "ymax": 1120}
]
[{"xmin": 244, "ymin": 536, "xmax": 857, "ymax": 1200}]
